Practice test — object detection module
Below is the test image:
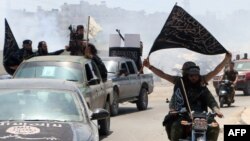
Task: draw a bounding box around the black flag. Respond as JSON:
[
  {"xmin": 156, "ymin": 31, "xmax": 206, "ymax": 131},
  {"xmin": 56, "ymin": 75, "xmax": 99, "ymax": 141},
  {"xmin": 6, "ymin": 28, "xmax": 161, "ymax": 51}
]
[
  {"xmin": 149, "ymin": 5, "xmax": 227, "ymax": 56},
  {"xmin": 109, "ymin": 47, "xmax": 142, "ymax": 71},
  {"xmin": 3, "ymin": 18, "xmax": 20, "ymax": 75}
]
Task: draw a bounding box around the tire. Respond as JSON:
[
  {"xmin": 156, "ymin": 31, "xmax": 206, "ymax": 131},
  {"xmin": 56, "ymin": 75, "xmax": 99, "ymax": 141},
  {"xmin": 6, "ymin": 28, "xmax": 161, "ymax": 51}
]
[
  {"xmin": 215, "ymin": 88, "xmax": 219, "ymax": 96},
  {"xmin": 98, "ymin": 102, "xmax": 110, "ymax": 135},
  {"xmin": 136, "ymin": 87, "xmax": 148, "ymax": 111},
  {"xmin": 219, "ymin": 97, "xmax": 224, "ymax": 108},
  {"xmin": 110, "ymin": 89, "xmax": 119, "ymax": 116},
  {"xmin": 243, "ymin": 82, "xmax": 250, "ymax": 95}
]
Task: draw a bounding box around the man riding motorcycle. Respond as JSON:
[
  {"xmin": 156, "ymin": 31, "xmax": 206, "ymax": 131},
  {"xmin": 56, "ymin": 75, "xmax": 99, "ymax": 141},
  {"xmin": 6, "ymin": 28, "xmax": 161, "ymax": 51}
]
[
  {"xmin": 143, "ymin": 53, "xmax": 231, "ymax": 141},
  {"xmin": 221, "ymin": 61, "xmax": 238, "ymax": 103}
]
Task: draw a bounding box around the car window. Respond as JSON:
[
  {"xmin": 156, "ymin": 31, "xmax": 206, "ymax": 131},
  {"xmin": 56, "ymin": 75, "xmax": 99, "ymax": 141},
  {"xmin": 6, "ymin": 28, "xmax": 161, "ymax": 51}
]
[
  {"xmin": 0, "ymin": 89, "xmax": 85, "ymax": 122},
  {"xmin": 121, "ymin": 63, "xmax": 128, "ymax": 71},
  {"xmin": 91, "ymin": 62, "xmax": 101, "ymax": 80},
  {"xmin": 85, "ymin": 62, "xmax": 101, "ymax": 82},
  {"xmin": 235, "ymin": 61, "xmax": 250, "ymax": 71},
  {"xmin": 14, "ymin": 62, "xmax": 83, "ymax": 82},
  {"xmin": 126, "ymin": 61, "xmax": 135, "ymax": 74},
  {"xmin": 103, "ymin": 60, "xmax": 118, "ymax": 73},
  {"xmin": 85, "ymin": 63, "xmax": 94, "ymax": 81}
]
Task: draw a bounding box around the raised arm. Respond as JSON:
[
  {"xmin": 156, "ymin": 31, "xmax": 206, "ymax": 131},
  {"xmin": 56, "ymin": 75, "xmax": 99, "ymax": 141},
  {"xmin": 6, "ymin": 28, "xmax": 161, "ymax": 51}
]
[
  {"xmin": 143, "ymin": 58, "xmax": 175, "ymax": 84},
  {"xmin": 205, "ymin": 52, "xmax": 232, "ymax": 82}
]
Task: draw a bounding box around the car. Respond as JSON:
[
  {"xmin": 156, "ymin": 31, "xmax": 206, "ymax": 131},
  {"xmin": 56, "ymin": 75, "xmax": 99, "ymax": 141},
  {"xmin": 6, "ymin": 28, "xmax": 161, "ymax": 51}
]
[
  {"xmin": 13, "ymin": 55, "xmax": 113, "ymax": 135},
  {"xmin": 102, "ymin": 56, "xmax": 154, "ymax": 116},
  {"xmin": 0, "ymin": 78, "xmax": 109, "ymax": 141},
  {"xmin": 233, "ymin": 59, "xmax": 250, "ymax": 95}
]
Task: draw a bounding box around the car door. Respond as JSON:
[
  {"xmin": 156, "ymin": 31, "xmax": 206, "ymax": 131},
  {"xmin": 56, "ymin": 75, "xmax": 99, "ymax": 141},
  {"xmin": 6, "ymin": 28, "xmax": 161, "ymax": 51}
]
[
  {"xmin": 126, "ymin": 61, "xmax": 141, "ymax": 97},
  {"xmin": 117, "ymin": 61, "xmax": 131, "ymax": 99},
  {"xmin": 84, "ymin": 63, "xmax": 103, "ymax": 110},
  {"xmin": 90, "ymin": 61, "xmax": 107, "ymax": 109}
]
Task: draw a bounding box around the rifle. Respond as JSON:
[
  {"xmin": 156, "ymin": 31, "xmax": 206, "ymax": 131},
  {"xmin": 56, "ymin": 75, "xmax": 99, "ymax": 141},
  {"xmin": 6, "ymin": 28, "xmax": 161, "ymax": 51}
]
[
  {"xmin": 116, "ymin": 29, "xmax": 125, "ymax": 41},
  {"xmin": 67, "ymin": 25, "xmax": 84, "ymax": 55}
]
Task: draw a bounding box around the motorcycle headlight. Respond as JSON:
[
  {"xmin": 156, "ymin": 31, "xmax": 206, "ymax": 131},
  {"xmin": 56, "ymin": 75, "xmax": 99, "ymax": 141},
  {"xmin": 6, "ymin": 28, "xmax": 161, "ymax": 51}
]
[
  {"xmin": 193, "ymin": 118, "xmax": 207, "ymax": 131},
  {"xmin": 219, "ymin": 90, "xmax": 227, "ymax": 95}
]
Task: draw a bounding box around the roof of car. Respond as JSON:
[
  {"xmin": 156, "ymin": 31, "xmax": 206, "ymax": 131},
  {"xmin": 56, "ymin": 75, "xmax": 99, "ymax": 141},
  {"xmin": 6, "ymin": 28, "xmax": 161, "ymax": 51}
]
[
  {"xmin": 234, "ymin": 59, "xmax": 250, "ymax": 62},
  {"xmin": 24, "ymin": 55, "xmax": 90, "ymax": 64},
  {"xmin": 0, "ymin": 78, "xmax": 79, "ymax": 91},
  {"xmin": 101, "ymin": 56, "xmax": 133, "ymax": 62}
]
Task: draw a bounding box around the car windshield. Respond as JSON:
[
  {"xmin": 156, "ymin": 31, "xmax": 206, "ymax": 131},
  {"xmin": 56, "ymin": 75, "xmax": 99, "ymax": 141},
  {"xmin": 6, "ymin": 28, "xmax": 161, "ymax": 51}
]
[
  {"xmin": 234, "ymin": 61, "xmax": 250, "ymax": 71},
  {"xmin": 103, "ymin": 60, "xmax": 118, "ymax": 73},
  {"xmin": 0, "ymin": 89, "xmax": 85, "ymax": 122},
  {"xmin": 14, "ymin": 62, "xmax": 83, "ymax": 82}
]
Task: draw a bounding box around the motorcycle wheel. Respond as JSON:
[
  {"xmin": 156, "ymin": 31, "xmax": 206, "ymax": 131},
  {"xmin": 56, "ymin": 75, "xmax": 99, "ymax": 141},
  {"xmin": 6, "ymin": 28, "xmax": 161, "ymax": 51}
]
[{"xmin": 219, "ymin": 97, "xmax": 224, "ymax": 108}]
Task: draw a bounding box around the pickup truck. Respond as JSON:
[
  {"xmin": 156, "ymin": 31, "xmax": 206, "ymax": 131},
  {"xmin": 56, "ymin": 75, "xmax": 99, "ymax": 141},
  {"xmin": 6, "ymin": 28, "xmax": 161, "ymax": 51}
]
[
  {"xmin": 213, "ymin": 57, "xmax": 250, "ymax": 96},
  {"xmin": 102, "ymin": 56, "xmax": 154, "ymax": 116},
  {"xmin": 13, "ymin": 55, "xmax": 113, "ymax": 135}
]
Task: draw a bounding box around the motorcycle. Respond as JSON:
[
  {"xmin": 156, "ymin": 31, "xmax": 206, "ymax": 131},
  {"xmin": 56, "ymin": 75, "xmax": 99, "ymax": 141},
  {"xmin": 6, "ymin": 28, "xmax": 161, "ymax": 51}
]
[
  {"xmin": 218, "ymin": 79, "xmax": 234, "ymax": 107},
  {"xmin": 169, "ymin": 108, "xmax": 218, "ymax": 141}
]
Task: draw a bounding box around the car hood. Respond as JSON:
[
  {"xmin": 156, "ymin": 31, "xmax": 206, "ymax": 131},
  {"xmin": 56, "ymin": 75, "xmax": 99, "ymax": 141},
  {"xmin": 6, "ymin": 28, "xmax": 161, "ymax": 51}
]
[
  {"xmin": 237, "ymin": 70, "xmax": 249, "ymax": 75},
  {"xmin": 0, "ymin": 121, "xmax": 95, "ymax": 141}
]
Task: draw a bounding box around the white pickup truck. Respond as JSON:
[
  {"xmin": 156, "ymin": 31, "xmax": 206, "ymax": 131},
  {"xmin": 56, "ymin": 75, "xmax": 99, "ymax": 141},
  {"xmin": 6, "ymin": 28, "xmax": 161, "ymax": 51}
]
[
  {"xmin": 102, "ymin": 56, "xmax": 154, "ymax": 116},
  {"xmin": 12, "ymin": 55, "xmax": 113, "ymax": 135}
]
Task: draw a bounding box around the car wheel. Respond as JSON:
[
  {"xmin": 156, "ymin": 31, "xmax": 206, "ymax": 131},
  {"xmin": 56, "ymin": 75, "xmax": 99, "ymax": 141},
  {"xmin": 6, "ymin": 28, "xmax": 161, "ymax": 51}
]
[
  {"xmin": 98, "ymin": 101, "xmax": 110, "ymax": 136},
  {"xmin": 219, "ymin": 97, "xmax": 224, "ymax": 108},
  {"xmin": 243, "ymin": 82, "xmax": 250, "ymax": 95},
  {"xmin": 215, "ymin": 88, "xmax": 219, "ymax": 96},
  {"xmin": 110, "ymin": 89, "xmax": 119, "ymax": 116},
  {"xmin": 136, "ymin": 87, "xmax": 148, "ymax": 111}
]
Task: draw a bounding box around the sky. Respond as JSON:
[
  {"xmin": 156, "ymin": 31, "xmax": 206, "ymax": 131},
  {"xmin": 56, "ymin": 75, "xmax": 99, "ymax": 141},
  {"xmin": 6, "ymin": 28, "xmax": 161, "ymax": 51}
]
[
  {"xmin": 1, "ymin": 0, "xmax": 250, "ymax": 74},
  {"xmin": 2, "ymin": 0, "xmax": 250, "ymax": 16}
]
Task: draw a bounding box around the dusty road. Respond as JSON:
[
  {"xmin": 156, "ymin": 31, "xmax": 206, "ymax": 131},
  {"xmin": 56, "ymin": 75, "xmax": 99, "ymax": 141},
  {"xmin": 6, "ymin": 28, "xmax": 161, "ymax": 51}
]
[{"xmin": 101, "ymin": 82, "xmax": 250, "ymax": 141}]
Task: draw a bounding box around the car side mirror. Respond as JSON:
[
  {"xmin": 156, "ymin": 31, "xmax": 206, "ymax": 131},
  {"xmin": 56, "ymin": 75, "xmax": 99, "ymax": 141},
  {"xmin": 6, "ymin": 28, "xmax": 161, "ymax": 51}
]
[{"xmin": 91, "ymin": 108, "xmax": 109, "ymax": 120}]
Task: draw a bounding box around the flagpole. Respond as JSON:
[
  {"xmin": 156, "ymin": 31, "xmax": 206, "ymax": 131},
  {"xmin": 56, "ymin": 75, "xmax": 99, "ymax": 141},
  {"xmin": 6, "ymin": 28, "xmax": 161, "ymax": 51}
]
[
  {"xmin": 85, "ymin": 16, "xmax": 90, "ymax": 52},
  {"xmin": 180, "ymin": 78, "xmax": 193, "ymax": 120}
]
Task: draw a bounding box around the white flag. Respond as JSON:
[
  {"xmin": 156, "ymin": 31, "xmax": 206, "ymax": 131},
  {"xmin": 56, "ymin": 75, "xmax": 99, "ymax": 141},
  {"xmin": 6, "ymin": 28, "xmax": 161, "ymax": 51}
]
[{"xmin": 88, "ymin": 16, "xmax": 102, "ymax": 39}]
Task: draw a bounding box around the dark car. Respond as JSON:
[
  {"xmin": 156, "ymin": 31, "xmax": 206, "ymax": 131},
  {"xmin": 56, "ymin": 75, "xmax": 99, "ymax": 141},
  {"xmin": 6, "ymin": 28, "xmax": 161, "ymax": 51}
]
[{"xmin": 0, "ymin": 78, "xmax": 109, "ymax": 141}]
